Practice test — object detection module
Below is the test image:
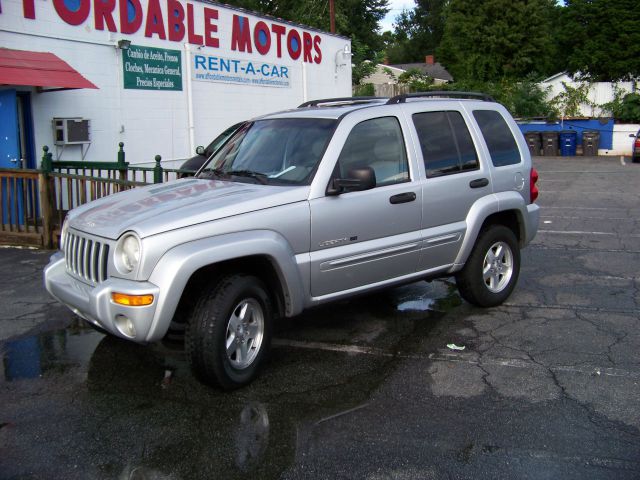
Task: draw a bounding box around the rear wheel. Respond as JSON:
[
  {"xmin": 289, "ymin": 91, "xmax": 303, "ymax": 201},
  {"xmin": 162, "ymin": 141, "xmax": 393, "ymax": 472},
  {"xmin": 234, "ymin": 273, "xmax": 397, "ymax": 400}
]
[
  {"xmin": 186, "ymin": 274, "xmax": 273, "ymax": 390},
  {"xmin": 456, "ymin": 225, "xmax": 520, "ymax": 307}
]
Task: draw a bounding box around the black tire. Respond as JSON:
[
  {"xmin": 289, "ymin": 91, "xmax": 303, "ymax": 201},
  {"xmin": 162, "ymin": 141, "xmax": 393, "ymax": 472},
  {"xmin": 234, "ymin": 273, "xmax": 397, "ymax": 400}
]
[
  {"xmin": 186, "ymin": 274, "xmax": 273, "ymax": 390},
  {"xmin": 455, "ymin": 225, "xmax": 520, "ymax": 307}
]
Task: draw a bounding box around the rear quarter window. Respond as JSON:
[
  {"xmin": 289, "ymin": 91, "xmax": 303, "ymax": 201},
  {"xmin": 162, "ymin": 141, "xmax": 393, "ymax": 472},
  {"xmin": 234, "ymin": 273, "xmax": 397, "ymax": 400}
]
[{"xmin": 473, "ymin": 110, "xmax": 522, "ymax": 167}]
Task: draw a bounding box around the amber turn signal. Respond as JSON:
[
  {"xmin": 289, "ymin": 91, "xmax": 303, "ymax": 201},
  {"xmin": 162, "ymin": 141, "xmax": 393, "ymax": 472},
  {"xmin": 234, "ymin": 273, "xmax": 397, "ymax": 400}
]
[{"xmin": 111, "ymin": 292, "xmax": 154, "ymax": 306}]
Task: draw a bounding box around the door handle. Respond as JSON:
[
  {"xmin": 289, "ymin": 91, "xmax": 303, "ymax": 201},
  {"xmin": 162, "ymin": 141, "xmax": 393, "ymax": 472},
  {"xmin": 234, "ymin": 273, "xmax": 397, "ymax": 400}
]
[
  {"xmin": 469, "ymin": 178, "xmax": 489, "ymax": 188},
  {"xmin": 389, "ymin": 192, "xmax": 416, "ymax": 204}
]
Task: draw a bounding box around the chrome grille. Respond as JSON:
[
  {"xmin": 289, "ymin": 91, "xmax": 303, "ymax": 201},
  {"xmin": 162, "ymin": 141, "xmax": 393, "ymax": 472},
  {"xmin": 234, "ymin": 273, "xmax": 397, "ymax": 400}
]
[{"xmin": 64, "ymin": 231, "xmax": 109, "ymax": 283}]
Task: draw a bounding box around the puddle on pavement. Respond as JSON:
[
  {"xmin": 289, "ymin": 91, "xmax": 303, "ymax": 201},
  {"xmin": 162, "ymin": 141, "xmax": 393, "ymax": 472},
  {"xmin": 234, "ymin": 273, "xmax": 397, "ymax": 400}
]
[
  {"xmin": 1, "ymin": 318, "xmax": 103, "ymax": 382},
  {"xmin": 397, "ymin": 297, "xmax": 437, "ymax": 311},
  {"xmin": 396, "ymin": 281, "xmax": 462, "ymax": 313},
  {"xmin": 0, "ymin": 280, "xmax": 463, "ymax": 479}
]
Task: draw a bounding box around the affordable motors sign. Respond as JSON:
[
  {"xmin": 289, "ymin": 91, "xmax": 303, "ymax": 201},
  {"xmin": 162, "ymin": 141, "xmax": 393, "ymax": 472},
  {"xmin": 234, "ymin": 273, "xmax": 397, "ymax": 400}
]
[{"xmin": 8, "ymin": 0, "xmax": 324, "ymax": 64}]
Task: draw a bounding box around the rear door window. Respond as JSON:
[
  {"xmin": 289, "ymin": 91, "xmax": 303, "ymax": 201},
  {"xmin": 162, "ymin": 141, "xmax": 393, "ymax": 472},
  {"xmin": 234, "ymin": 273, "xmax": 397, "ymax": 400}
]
[
  {"xmin": 473, "ymin": 110, "xmax": 521, "ymax": 167},
  {"xmin": 412, "ymin": 111, "xmax": 479, "ymax": 178}
]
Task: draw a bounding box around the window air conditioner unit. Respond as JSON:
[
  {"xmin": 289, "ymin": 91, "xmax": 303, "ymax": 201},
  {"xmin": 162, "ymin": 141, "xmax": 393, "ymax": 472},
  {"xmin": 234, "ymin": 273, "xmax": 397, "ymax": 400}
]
[{"xmin": 53, "ymin": 118, "xmax": 91, "ymax": 145}]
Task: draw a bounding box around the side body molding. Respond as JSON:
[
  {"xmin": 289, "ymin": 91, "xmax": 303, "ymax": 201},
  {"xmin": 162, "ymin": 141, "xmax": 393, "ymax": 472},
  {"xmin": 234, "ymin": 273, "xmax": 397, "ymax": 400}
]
[{"xmin": 145, "ymin": 230, "xmax": 306, "ymax": 341}]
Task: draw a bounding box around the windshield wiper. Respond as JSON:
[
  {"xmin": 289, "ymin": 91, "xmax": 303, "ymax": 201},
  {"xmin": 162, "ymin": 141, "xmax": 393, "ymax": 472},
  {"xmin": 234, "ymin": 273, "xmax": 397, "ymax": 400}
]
[
  {"xmin": 226, "ymin": 169, "xmax": 269, "ymax": 185},
  {"xmin": 199, "ymin": 168, "xmax": 269, "ymax": 185},
  {"xmin": 198, "ymin": 168, "xmax": 226, "ymax": 179}
]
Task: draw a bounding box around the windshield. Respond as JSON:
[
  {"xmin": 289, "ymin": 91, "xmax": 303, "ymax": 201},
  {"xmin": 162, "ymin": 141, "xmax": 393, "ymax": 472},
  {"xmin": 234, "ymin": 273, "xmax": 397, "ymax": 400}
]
[
  {"xmin": 198, "ymin": 118, "xmax": 337, "ymax": 185},
  {"xmin": 203, "ymin": 121, "xmax": 245, "ymax": 156}
]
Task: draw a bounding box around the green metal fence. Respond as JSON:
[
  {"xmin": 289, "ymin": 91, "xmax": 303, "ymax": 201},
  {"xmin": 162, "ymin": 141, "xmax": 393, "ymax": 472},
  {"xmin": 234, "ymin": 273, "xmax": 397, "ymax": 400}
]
[{"xmin": 0, "ymin": 143, "xmax": 191, "ymax": 248}]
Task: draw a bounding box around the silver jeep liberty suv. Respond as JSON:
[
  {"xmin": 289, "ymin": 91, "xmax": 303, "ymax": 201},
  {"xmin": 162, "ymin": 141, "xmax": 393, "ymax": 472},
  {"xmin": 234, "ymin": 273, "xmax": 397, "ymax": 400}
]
[{"xmin": 45, "ymin": 92, "xmax": 540, "ymax": 389}]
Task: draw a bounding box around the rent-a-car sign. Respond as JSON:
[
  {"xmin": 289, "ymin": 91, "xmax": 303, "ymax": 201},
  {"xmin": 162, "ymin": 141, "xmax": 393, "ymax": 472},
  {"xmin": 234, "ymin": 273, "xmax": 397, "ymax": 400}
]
[{"xmin": 192, "ymin": 54, "xmax": 290, "ymax": 88}]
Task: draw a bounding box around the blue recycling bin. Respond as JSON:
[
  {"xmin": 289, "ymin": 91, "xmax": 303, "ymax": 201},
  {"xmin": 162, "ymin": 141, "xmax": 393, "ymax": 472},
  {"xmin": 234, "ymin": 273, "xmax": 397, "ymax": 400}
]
[{"xmin": 559, "ymin": 130, "xmax": 577, "ymax": 156}]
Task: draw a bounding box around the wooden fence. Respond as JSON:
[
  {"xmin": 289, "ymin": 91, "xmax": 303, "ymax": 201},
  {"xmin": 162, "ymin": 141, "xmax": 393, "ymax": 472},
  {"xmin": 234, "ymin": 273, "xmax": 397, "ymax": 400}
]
[
  {"xmin": 0, "ymin": 144, "xmax": 187, "ymax": 248},
  {"xmin": 0, "ymin": 169, "xmax": 43, "ymax": 246}
]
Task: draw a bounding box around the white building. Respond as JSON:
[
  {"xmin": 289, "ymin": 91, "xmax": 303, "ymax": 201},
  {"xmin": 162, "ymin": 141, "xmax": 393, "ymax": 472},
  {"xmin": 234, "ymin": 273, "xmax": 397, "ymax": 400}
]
[
  {"xmin": 0, "ymin": 0, "xmax": 352, "ymax": 168},
  {"xmin": 540, "ymin": 72, "xmax": 637, "ymax": 118},
  {"xmin": 540, "ymin": 73, "xmax": 639, "ymax": 156}
]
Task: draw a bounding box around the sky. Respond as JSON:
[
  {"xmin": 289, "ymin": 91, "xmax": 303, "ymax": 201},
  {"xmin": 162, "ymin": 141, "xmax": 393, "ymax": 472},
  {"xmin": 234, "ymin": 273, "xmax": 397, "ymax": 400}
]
[{"xmin": 379, "ymin": 0, "xmax": 416, "ymax": 32}]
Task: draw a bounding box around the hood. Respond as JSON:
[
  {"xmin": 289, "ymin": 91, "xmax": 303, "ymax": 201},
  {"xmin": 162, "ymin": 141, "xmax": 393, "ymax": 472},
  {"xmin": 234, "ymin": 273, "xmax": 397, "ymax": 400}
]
[{"xmin": 68, "ymin": 178, "xmax": 309, "ymax": 239}]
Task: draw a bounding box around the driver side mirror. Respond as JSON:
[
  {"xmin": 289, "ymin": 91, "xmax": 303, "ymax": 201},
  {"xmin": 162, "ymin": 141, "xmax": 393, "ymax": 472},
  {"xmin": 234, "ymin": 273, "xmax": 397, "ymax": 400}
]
[
  {"xmin": 327, "ymin": 166, "xmax": 377, "ymax": 196},
  {"xmin": 196, "ymin": 145, "xmax": 205, "ymax": 155}
]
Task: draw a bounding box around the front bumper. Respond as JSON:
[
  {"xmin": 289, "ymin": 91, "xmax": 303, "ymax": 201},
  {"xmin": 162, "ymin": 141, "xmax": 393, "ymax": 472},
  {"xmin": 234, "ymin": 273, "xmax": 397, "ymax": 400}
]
[{"xmin": 44, "ymin": 252, "xmax": 160, "ymax": 342}]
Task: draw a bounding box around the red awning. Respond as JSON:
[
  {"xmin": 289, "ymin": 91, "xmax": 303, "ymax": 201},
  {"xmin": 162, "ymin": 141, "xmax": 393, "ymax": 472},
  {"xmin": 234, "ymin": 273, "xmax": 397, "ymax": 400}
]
[{"xmin": 0, "ymin": 48, "xmax": 98, "ymax": 91}]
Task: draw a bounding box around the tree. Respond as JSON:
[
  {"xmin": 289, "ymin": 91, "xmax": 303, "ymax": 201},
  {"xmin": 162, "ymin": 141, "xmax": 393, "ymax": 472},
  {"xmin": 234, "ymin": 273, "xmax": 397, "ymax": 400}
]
[
  {"xmin": 335, "ymin": 0, "xmax": 389, "ymax": 60},
  {"xmin": 383, "ymin": 0, "xmax": 446, "ymax": 64},
  {"xmin": 437, "ymin": 0, "xmax": 558, "ymax": 81},
  {"xmin": 397, "ymin": 68, "xmax": 434, "ymax": 91},
  {"xmin": 350, "ymin": 41, "xmax": 382, "ymax": 85},
  {"xmin": 559, "ymin": 0, "xmax": 640, "ymax": 81},
  {"xmin": 430, "ymin": 77, "xmax": 553, "ymax": 119},
  {"xmin": 388, "ymin": 0, "xmax": 447, "ymax": 63},
  {"xmin": 601, "ymin": 87, "xmax": 640, "ymax": 123},
  {"xmin": 382, "ymin": 10, "xmax": 413, "ymax": 64}
]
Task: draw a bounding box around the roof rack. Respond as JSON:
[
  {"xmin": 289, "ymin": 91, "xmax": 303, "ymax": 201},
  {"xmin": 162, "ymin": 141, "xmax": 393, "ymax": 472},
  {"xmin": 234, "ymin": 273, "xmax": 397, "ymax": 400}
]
[
  {"xmin": 386, "ymin": 91, "xmax": 495, "ymax": 104},
  {"xmin": 298, "ymin": 96, "xmax": 384, "ymax": 108}
]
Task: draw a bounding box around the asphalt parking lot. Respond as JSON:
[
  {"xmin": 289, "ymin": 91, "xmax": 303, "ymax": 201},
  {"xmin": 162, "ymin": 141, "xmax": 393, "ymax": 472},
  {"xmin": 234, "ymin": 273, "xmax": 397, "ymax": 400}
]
[{"xmin": 1, "ymin": 155, "xmax": 639, "ymax": 479}]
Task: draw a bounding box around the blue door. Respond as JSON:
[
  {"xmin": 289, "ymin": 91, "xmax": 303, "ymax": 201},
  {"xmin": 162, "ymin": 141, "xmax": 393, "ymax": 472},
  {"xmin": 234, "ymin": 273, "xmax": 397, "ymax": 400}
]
[
  {"xmin": 1, "ymin": 89, "xmax": 23, "ymax": 225},
  {"xmin": 0, "ymin": 89, "xmax": 20, "ymax": 168}
]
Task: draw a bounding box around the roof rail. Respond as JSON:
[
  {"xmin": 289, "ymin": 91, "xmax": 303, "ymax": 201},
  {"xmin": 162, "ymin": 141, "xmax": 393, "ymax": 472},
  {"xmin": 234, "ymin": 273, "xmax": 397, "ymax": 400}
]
[
  {"xmin": 298, "ymin": 96, "xmax": 384, "ymax": 108},
  {"xmin": 386, "ymin": 91, "xmax": 495, "ymax": 104}
]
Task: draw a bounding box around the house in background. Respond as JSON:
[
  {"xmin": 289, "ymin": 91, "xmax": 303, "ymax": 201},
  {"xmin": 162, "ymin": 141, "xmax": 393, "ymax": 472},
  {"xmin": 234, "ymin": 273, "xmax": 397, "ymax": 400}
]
[
  {"xmin": 541, "ymin": 72, "xmax": 637, "ymax": 118},
  {"xmin": 521, "ymin": 73, "xmax": 639, "ymax": 157},
  {"xmin": 361, "ymin": 55, "xmax": 453, "ymax": 96}
]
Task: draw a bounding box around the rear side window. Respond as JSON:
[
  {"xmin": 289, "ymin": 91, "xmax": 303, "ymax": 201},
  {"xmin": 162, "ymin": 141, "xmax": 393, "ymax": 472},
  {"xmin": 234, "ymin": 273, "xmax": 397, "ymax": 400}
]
[
  {"xmin": 473, "ymin": 110, "xmax": 521, "ymax": 167},
  {"xmin": 412, "ymin": 111, "xmax": 479, "ymax": 178}
]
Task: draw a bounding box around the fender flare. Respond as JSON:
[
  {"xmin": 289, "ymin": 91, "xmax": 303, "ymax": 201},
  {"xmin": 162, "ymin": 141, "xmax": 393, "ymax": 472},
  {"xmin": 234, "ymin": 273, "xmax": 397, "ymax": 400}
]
[
  {"xmin": 144, "ymin": 230, "xmax": 306, "ymax": 341},
  {"xmin": 453, "ymin": 192, "xmax": 528, "ymax": 266}
]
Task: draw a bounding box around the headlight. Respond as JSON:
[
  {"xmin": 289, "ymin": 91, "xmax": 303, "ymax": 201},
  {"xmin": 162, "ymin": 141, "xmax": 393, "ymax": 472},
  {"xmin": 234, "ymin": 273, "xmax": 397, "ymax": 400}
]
[
  {"xmin": 115, "ymin": 233, "xmax": 141, "ymax": 274},
  {"xmin": 60, "ymin": 217, "xmax": 70, "ymax": 251}
]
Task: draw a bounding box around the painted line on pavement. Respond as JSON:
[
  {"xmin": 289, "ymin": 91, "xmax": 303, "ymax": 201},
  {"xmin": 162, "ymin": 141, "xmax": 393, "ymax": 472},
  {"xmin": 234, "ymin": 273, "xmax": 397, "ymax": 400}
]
[
  {"xmin": 538, "ymin": 229, "xmax": 617, "ymax": 236},
  {"xmin": 540, "ymin": 190, "xmax": 638, "ymax": 195},
  {"xmin": 502, "ymin": 301, "xmax": 639, "ymax": 315},
  {"xmin": 537, "ymin": 170, "xmax": 637, "ymax": 174},
  {"xmin": 528, "ymin": 244, "xmax": 640, "ymax": 254},
  {"xmin": 272, "ymin": 339, "xmax": 640, "ymax": 379},
  {"xmin": 540, "ymin": 215, "xmax": 632, "ymax": 221},
  {"xmin": 538, "ymin": 229, "xmax": 640, "ymax": 237},
  {"xmin": 541, "ymin": 206, "xmax": 628, "ymax": 211}
]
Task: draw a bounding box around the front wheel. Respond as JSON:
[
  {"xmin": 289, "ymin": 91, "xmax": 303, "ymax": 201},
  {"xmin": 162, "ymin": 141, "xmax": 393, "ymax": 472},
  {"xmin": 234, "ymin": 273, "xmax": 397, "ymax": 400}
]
[
  {"xmin": 456, "ymin": 225, "xmax": 520, "ymax": 307},
  {"xmin": 186, "ymin": 274, "xmax": 273, "ymax": 390}
]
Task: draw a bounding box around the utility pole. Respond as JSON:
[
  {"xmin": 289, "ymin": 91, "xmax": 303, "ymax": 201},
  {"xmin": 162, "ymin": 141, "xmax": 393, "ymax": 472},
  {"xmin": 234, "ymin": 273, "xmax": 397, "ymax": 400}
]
[{"xmin": 330, "ymin": 0, "xmax": 335, "ymax": 33}]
